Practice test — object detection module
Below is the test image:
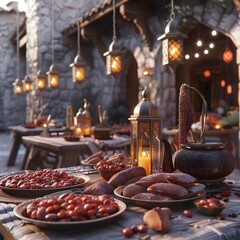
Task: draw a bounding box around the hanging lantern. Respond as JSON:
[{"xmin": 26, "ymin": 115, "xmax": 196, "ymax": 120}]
[
  {"xmin": 222, "ymin": 48, "xmax": 233, "ymax": 63},
  {"xmin": 103, "ymin": 0, "xmax": 122, "ymax": 77},
  {"xmin": 203, "ymin": 70, "xmax": 211, "ymax": 78},
  {"xmin": 22, "ymin": 75, "xmax": 32, "ymax": 92},
  {"xmin": 128, "ymin": 87, "xmax": 162, "ymax": 175},
  {"xmin": 70, "ymin": 54, "xmax": 85, "ymax": 83},
  {"xmin": 13, "ymin": 78, "xmax": 23, "ymax": 95},
  {"xmin": 46, "ymin": 64, "xmax": 59, "ymax": 88},
  {"xmin": 104, "ymin": 40, "xmax": 122, "ymax": 76},
  {"xmin": 36, "ymin": 69, "xmax": 46, "ymax": 90},
  {"xmin": 158, "ymin": 0, "xmax": 187, "ymax": 73}
]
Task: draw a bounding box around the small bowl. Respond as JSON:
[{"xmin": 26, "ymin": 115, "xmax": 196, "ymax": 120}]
[
  {"xmin": 97, "ymin": 168, "xmax": 122, "ymax": 181},
  {"xmin": 194, "ymin": 198, "xmax": 225, "ymax": 216}
]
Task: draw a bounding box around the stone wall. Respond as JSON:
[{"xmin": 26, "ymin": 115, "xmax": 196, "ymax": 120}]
[
  {"xmin": 0, "ymin": 7, "xmax": 26, "ymax": 130},
  {"xmin": 0, "ymin": 0, "xmax": 239, "ymax": 131}
]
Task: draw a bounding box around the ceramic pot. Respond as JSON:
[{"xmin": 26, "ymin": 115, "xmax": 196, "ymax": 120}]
[{"xmin": 172, "ymin": 142, "xmax": 235, "ymax": 183}]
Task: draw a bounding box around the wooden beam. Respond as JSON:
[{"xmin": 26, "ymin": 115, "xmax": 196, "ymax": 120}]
[
  {"xmin": 120, "ymin": 2, "xmax": 154, "ymax": 50},
  {"xmin": 81, "ymin": 26, "xmax": 108, "ymax": 62}
]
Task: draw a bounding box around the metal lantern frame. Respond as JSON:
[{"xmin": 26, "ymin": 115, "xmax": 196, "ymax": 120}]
[
  {"xmin": 70, "ymin": 54, "xmax": 86, "ymax": 83},
  {"xmin": 46, "ymin": 64, "xmax": 59, "ymax": 88},
  {"xmin": 104, "ymin": 40, "xmax": 122, "ymax": 76},
  {"xmin": 129, "ymin": 87, "xmax": 162, "ymax": 175},
  {"xmin": 158, "ymin": 0, "xmax": 187, "ymax": 73},
  {"xmin": 22, "ymin": 75, "xmax": 32, "ymax": 93}
]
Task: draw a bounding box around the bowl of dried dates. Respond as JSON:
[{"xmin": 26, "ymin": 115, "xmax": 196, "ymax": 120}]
[
  {"xmin": 194, "ymin": 198, "xmax": 225, "ymax": 216},
  {"xmin": 95, "ymin": 160, "xmax": 131, "ymax": 181}
]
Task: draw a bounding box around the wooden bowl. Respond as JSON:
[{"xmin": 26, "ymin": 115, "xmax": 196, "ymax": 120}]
[
  {"xmin": 194, "ymin": 199, "xmax": 225, "ymax": 216},
  {"xmin": 97, "ymin": 168, "xmax": 122, "ymax": 181}
]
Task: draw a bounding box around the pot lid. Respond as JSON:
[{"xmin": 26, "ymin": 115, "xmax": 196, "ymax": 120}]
[{"xmin": 181, "ymin": 142, "xmax": 224, "ymax": 150}]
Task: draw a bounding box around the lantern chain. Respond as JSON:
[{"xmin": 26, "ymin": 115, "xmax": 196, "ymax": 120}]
[
  {"xmin": 51, "ymin": 0, "xmax": 55, "ymax": 65},
  {"xmin": 77, "ymin": 1, "xmax": 81, "ymax": 56},
  {"xmin": 16, "ymin": 1, "xmax": 20, "ymax": 80},
  {"xmin": 170, "ymin": 0, "xmax": 175, "ymax": 20},
  {"xmin": 112, "ymin": 0, "xmax": 116, "ymax": 42}
]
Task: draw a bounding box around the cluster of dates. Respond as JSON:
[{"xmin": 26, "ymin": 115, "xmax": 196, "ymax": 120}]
[
  {"xmin": 0, "ymin": 169, "xmax": 84, "ymax": 189},
  {"xmin": 25, "ymin": 194, "xmax": 119, "ymax": 222}
]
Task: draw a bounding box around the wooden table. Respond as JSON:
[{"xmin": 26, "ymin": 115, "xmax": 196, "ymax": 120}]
[
  {"xmin": 0, "ymin": 169, "xmax": 240, "ymax": 240},
  {"xmin": 6, "ymin": 126, "xmax": 43, "ymax": 167},
  {"xmin": 21, "ymin": 136, "xmax": 101, "ymax": 170},
  {"xmin": 162, "ymin": 127, "xmax": 239, "ymax": 158}
]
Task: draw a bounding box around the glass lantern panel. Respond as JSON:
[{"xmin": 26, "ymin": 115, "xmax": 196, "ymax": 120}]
[
  {"xmin": 37, "ymin": 77, "xmax": 46, "ymax": 90},
  {"xmin": 111, "ymin": 55, "xmax": 121, "ymax": 73},
  {"xmin": 14, "ymin": 84, "xmax": 23, "ymax": 95},
  {"xmin": 48, "ymin": 74, "xmax": 59, "ymax": 88},
  {"xmin": 168, "ymin": 39, "xmax": 183, "ymax": 62},
  {"xmin": 138, "ymin": 122, "xmax": 151, "ymax": 175},
  {"xmin": 23, "ymin": 82, "xmax": 31, "ymax": 92},
  {"xmin": 73, "ymin": 66, "xmax": 85, "ymax": 83},
  {"xmin": 130, "ymin": 121, "xmax": 138, "ymax": 167},
  {"xmin": 84, "ymin": 116, "xmax": 91, "ymax": 136}
]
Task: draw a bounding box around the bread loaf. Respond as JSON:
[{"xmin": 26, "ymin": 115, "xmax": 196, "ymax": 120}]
[
  {"xmin": 108, "ymin": 166, "xmax": 146, "ymax": 188},
  {"xmin": 135, "ymin": 173, "xmax": 167, "ymax": 187},
  {"xmin": 147, "ymin": 182, "xmax": 189, "ymax": 199},
  {"xmin": 122, "ymin": 183, "xmax": 147, "ymax": 198},
  {"xmin": 185, "ymin": 183, "xmax": 205, "ymax": 198},
  {"xmin": 83, "ymin": 181, "xmax": 114, "ymax": 195},
  {"xmin": 143, "ymin": 207, "xmax": 172, "ymax": 232},
  {"xmin": 166, "ymin": 172, "xmax": 196, "ymax": 187},
  {"xmin": 132, "ymin": 193, "xmax": 173, "ymax": 201}
]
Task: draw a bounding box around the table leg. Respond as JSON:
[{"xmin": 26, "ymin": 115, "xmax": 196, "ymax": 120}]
[
  {"xmin": 23, "ymin": 146, "xmax": 42, "ymax": 170},
  {"xmin": 58, "ymin": 151, "xmax": 80, "ymax": 168},
  {"xmin": 6, "ymin": 132, "xmax": 22, "ymax": 167}
]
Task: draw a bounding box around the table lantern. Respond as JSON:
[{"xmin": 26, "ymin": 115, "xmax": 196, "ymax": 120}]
[
  {"xmin": 82, "ymin": 98, "xmax": 91, "ymax": 136},
  {"xmin": 74, "ymin": 108, "xmax": 84, "ymax": 137},
  {"xmin": 129, "ymin": 87, "xmax": 162, "ymax": 175}
]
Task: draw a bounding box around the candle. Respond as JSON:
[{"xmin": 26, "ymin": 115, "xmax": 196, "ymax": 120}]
[
  {"xmin": 75, "ymin": 127, "xmax": 83, "ymax": 137},
  {"xmin": 138, "ymin": 151, "xmax": 150, "ymax": 175}
]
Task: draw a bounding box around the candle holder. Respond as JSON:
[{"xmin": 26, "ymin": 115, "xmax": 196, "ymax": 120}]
[{"xmin": 129, "ymin": 87, "xmax": 162, "ymax": 175}]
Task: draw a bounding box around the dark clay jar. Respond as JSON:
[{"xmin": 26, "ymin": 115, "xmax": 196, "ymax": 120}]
[{"xmin": 172, "ymin": 142, "xmax": 235, "ymax": 183}]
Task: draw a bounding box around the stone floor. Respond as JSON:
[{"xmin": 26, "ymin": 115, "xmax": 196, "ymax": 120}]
[{"xmin": 0, "ymin": 130, "xmax": 240, "ymax": 180}]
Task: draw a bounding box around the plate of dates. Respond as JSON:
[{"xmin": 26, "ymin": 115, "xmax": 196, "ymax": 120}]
[
  {"xmin": 0, "ymin": 169, "xmax": 90, "ymax": 198},
  {"xmin": 14, "ymin": 193, "xmax": 126, "ymax": 229}
]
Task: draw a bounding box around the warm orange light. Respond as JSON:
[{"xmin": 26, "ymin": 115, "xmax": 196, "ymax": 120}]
[
  {"xmin": 37, "ymin": 77, "xmax": 46, "ymax": 90},
  {"xmin": 223, "ymin": 49, "xmax": 233, "ymax": 63},
  {"xmin": 138, "ymin": 151, "xmax": 150, "ymax": 175},
  {"xmin": 220, "ymin": 80, "xmax": 225, "ymax": 87},
  {"xmin": 23, "ymin": 82, "xmax": 31, "ymax": 92},
  {"xmin": 203, "ymin": 70, "xmax": 211, "ymax": 78},
  {"xmin": 227, "ymin": 85, "xmax": 232, "ymax": 94}
]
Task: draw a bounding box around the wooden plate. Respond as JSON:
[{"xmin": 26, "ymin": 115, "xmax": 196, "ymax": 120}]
[
  {"xmin": 114, "ymin": 186, "xmax": 206, "ymax": 209},
  {"xmin": 14, "ymin": 197, "xmax": 126, "ymax": 230},
  {"xmin": 1, "ymin": 175, "xmax": 90, "ymax": 198}
]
